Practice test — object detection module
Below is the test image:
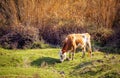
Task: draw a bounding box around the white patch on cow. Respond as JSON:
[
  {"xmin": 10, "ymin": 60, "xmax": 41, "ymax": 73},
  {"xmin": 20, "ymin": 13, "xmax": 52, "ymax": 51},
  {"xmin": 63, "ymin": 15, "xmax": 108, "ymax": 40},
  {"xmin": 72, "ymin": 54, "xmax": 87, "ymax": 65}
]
[
  {"xmin": 59, "ymin": 50, "xmax": 66, "ymax": 62},
  {"xmin": 81, "ymin": 34, "xmax": 88, "ymax": 46}
]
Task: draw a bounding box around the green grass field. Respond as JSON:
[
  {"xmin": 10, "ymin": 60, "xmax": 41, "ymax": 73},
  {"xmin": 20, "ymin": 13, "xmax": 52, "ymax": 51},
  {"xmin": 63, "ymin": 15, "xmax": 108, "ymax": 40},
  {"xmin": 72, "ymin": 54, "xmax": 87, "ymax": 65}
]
[{"xmin": 0, "ymin": 48, "xmax": 120, "ymax": 78}]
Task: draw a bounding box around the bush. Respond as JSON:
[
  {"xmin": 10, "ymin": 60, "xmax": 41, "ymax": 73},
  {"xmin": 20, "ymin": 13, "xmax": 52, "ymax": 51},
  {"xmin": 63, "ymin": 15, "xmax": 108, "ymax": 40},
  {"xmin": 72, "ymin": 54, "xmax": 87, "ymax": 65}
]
[
  {"xmin": 0, "ymin": 25, "xmax": 11, "ymax": 38},
  {"xmin": 0, "ymin": 25, "xmax": 39, "ymax": 49},
  {"xmin": 31, "ymin": 41, "xmax": 51, "ymax": 49},
  {"xmin": 92, "ymin": 27, "xmax": 113, "ymax": 46}
]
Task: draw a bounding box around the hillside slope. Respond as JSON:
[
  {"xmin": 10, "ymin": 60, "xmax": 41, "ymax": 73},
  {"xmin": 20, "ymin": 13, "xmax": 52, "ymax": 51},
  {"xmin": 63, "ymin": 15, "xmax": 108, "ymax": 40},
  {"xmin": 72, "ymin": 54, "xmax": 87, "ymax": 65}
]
[{"xmin": 0, "ymin": 48, "xmax": 120, "ymax": 78}]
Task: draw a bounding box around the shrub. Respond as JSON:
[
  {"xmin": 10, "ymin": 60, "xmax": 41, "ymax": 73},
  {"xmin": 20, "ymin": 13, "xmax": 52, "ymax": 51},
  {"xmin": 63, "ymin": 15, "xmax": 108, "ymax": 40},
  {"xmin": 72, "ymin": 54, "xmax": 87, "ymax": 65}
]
[
  {"xmin": 0, "ymin": 25, "xmax": 39, "ymax": 49},
  {"xmin": 31, "ymin": 40, "xmax": 51, "ymax": 49},
  {"xmin": 92, "ymin": 27, "xmax": 113, "ymax": 46},
  {"xmin": 0, "ymin": 25, "xmax": 11, "ymax": 38}
]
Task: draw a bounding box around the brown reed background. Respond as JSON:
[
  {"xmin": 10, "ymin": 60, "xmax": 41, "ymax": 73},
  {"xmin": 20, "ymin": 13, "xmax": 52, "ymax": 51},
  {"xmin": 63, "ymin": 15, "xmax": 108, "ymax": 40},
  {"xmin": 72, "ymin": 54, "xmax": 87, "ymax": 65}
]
[{"xmin": 0, "ymin": 0, "xmax": 120, "ymax": 50}]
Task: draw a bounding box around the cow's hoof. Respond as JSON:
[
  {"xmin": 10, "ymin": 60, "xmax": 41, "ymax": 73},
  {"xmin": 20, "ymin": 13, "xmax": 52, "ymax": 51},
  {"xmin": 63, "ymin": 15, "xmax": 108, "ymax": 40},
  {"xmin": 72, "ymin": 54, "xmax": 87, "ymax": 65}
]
[
  {"xmin": 81, "ymin": 56, "xmax": 84, "ymax": 58},
  {"xmin": 66, "ymin": 58, "xmax": 70, "ymax": 61},
  {"xmin": 67, "ymin": 58, "xmax": 72, "ymax": 61}
]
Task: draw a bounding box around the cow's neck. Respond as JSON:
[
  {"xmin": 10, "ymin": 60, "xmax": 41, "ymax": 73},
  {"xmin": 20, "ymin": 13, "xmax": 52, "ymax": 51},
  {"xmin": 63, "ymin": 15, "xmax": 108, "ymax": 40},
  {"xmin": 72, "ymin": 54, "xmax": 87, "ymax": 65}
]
[{"xmin": 62, "ymin": 43, "xmax": 68, "ymax": 54}]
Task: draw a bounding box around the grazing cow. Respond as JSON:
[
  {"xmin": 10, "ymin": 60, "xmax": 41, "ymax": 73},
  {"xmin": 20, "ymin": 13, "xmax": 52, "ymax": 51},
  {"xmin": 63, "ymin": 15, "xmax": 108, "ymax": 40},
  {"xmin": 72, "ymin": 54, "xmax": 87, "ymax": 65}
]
[{"xmin": 59, "ymin": 33, "xmax": 92, "ymax": 62}]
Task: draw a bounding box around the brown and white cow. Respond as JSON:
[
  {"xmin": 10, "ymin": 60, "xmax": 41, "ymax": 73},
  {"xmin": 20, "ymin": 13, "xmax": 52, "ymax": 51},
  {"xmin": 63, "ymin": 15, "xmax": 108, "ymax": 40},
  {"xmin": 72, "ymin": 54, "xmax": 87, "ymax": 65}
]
[{"xmin": 59, "ymin": 33, "xmax": 92, "ymax": 62}]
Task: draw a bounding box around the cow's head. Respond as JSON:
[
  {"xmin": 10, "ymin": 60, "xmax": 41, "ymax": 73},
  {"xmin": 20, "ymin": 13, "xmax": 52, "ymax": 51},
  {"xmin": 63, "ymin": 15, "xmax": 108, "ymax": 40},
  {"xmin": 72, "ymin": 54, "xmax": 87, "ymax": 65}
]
[{"xmin": 59, "ymin": 50, "xmax": 66, "ymax": 63}]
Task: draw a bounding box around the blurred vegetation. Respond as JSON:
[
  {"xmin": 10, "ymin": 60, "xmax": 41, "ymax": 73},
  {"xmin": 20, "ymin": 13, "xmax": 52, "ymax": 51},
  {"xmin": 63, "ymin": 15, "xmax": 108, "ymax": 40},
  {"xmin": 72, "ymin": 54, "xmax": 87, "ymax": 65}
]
[{"xmin": 0, "ymin": 0, "xmax": 120, "ymax": 52}]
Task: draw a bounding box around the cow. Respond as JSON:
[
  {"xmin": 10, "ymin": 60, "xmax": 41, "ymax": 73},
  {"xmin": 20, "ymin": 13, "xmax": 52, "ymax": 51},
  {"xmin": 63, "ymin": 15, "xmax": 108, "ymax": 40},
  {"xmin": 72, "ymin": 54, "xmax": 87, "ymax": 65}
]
[{"xmin": 59, "ymin": 33, "xmax": 92, "ymax": 62}]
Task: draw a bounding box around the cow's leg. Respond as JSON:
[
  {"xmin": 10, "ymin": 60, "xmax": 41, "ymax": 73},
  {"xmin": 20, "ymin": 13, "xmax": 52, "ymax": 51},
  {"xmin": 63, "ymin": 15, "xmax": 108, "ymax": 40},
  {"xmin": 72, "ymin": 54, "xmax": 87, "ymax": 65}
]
[
  {"xmin": 71, "ymin": 45, "xmax": 76, "ymax": 60},
  {"xmin": 71, "ymin": 51, "xmax": 74, "ymax": 60},
  {"xmin": 82, "ymin": 46, "xmax": 86, "ymax": 58},
  {"xmin": 87, "ymin": 40, "xmax": 92, "ymax": 57},
  {"xmin": 68, "ymin": 51, "xmax": 72, "ymax": 60}
]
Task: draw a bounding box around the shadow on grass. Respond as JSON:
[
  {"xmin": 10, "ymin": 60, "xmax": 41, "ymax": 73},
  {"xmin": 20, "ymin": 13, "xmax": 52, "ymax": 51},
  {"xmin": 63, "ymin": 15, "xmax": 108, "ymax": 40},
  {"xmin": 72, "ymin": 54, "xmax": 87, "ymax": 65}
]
[
  {"xmin": 74, "ymin": 61, "xmax": 93, "ymax": 69},
  {"xmin": 31, "ymin": 57, "xmax": 60, "ymax": 67}
]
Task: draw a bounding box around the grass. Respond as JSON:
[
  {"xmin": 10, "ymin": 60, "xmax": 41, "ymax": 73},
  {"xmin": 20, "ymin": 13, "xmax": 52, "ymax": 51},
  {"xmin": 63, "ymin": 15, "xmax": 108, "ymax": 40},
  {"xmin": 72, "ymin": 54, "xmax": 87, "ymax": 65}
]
[{"xmin": 0, "ymin": 48, "xmax": 120, "ymax": 78}]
